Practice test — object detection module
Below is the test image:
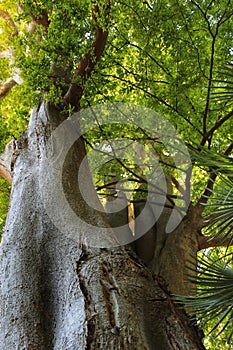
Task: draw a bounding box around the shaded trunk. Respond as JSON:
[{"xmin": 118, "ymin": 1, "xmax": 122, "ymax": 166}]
[{"xmin": 0, "ymin": 102, "xmax": 206, "ymax": 349}]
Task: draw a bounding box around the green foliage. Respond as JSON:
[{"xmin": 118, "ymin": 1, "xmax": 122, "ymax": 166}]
[
  {"xmin": 203, "ymin": 175, "xmax": 233, "ymax": 245},
  {"xmin": 200, "ymin": 247, "xmax": 233, "ymax": 350},
  {"xmin": 176, "ymin": 148, "xmax": 233, "ymax": 347},
  {"xmin": 190, "ymin": 146, "xmax": 233, "ymax": 174},
  {"xmin": 176, "ymin": 253, "xmax": 233, "ymax": 344},
  {"xmin": 12, "ymin": 0, "xmax": 92, "ymax": 104},
  {"xmin": 212, "ymin": 64, "xmax": 233, "ymax": 106},
  {"xmin": 190, "ymin": 147, "xmax": 233, "ymax": 243},
  {"xmin": 85, "ymin": 122, "xmax": 164, "ymax": 203}
]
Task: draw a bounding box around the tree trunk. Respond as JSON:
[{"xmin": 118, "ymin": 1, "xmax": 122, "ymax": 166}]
[{"xmin": 0, "ymin": 102, "xmax": 206, "ymax": 349}]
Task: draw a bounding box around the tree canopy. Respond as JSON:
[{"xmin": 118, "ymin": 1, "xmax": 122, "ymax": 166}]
[{"xmin": 0, "ymin": 1, "xmax": 233, "ymax": 348}]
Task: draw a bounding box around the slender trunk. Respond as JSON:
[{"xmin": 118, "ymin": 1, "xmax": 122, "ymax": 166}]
[{"xmin": 0, "ymin": 102, "xmax": 206, "ymax": 349}]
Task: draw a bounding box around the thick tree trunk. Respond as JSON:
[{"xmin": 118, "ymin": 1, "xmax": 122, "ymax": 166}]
[
  {"xmin": 149, "ymin": 205, "xmax": 202, "ymax": 297},
  {"xmin": 0, "ymin": 102, "xmax": 206, "ymax": 349}
]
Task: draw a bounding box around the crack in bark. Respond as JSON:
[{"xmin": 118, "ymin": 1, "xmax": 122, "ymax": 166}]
[
  {"xmin": 76, "ymin": 257, "xmax": 96, "ymax": 350},
  {"xmin": 166, "ymin": 327, "xmax": 182, "ymax": 350},
  {"xmin": 100, "ymin": 261, "xmax": 121, "ymax": 332}
]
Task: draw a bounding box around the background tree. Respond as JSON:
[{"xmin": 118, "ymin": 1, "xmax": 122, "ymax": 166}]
[{"xmin": 0, "ymin": 0, "xmax": 233, "ymax": 349}]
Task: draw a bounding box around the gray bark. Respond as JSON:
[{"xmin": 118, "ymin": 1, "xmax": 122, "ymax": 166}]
[{"xmin": 0, "ymin": 102, "xmax": 206, "ymax": 349}]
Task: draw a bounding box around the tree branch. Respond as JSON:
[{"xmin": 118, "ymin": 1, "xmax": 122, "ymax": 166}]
[
  {"xmin": 201, "ymin": 36, "xmax": 216, "ymax": 141},
  {"xmin": 64, "ymin": 1, "xmax": 110, "ymax": 110},
  {"xmin": 200, "ymin": 109, "xmax": 233, "ymax": 146},
  {"xmin": 207, "ymin": 109, "xmax": 233, "ymax": 139},
  {"xmin": 0, "ymin": 78, "xmax": 17, "ymax": 99},
  {"xmin": 30, "ymin": 9, "xmax": 50, "ymax": 32}
]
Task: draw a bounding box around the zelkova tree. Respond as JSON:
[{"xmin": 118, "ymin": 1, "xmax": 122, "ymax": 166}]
[{"xmin": 0, "ymin": 1, "xmax": 233, "ymax": 349}]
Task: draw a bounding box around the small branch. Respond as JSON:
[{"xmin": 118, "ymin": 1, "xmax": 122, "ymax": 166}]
[
  {"xmin": 200, "ymin": 31, "xmax": 219, "ymax": 146},
  {"xmin": 171, "ymin": 176, "xmax": 184, "ymax": 196},
  {"xmin": 0, "ymin": 164, "xmax": 12, "ymax": 184},
  {"xmin": 197, "ymin": 172, "xmax": 217, "ymax": 208},
  {"xmin": 0, "ymin": 78, "xmax": 17, "ymax": 99},
  {"xmin": 200, "ymin": 109, "xmax": 233, "ymax": 146},
  {"xmin": 207, "ymin": 109, "xmax": 233, "ymax": 140},
  {"xmin": 96, "ymin": 178, "xmax": 145, "ymax": 192}
]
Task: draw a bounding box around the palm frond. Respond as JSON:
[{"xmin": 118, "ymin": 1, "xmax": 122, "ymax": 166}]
[
  {"xmin": 202, "ymin": 175, "xmax": 233, "ymax": 245},
  {"xmin": 188, "ymin": 146, "xmax": 233, "ymax": 244},
  {"xmin": 212, "ymin": 63, "xmax": 233, "ymax": 104},
  {"xmin": 175, "ymin": 256, "xmax": 233, "ymax": 341},
  {"xmin": 189, "ymin": 145, "xmax": 233, "ymax": 175}
]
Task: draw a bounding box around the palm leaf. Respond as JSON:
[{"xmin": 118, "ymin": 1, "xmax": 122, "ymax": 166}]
[
  {"xmin": 212, "ymin": 63, "xmax": 233, "ymax": 104},
  {"xmin": 188, "ymin": 146, "xmax": 233, "ymax": 244},
  {"xmin": 189, "ymin": 145, "xmax": 233, "ymax": 175},
  {"xmin": 202, "ymin": 175, "xmax": 233, "ymax": 245},
  {"xmin": 175, "ymin": 256, "xmax": 233, "ymax": 340}
]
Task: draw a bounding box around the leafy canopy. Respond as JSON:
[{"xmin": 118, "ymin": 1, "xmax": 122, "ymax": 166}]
[{"xmin": 0, "ymin": 1, "xmax": 233, "ymax": 348}]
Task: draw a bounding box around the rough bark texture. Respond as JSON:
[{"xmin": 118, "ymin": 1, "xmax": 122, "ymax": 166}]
[
  {"xmin": 117, "ymin": 202, "xmax": 202, "ymax": 296},
  {"xmin": 0, "ymin": 103, "xmax": 206, "ymax": 349},
  {"xmin": 144, "ymin": 204, "xmax": 202, "ymax": 297}
]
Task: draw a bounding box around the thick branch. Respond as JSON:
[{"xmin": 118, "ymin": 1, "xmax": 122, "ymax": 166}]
[
  {"xmin": 64, "ymin": 2, "xmax": 110, "ymax": 109},
  {"xmin": 0, "ymin": 78, "xmax": 17, "ymax": 99},
  {"xmin": 18, "ymin": 1, "xmax": 50, "ymax": 32},
  {"xmin": 30, "ymin": 9, "xmax": 50, "ymax": 32}
]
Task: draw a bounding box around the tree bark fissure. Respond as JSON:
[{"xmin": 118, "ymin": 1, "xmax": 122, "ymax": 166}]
[{"xmin": 76, "ymin": 251, "xmax": 96, "ymax": 350}]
